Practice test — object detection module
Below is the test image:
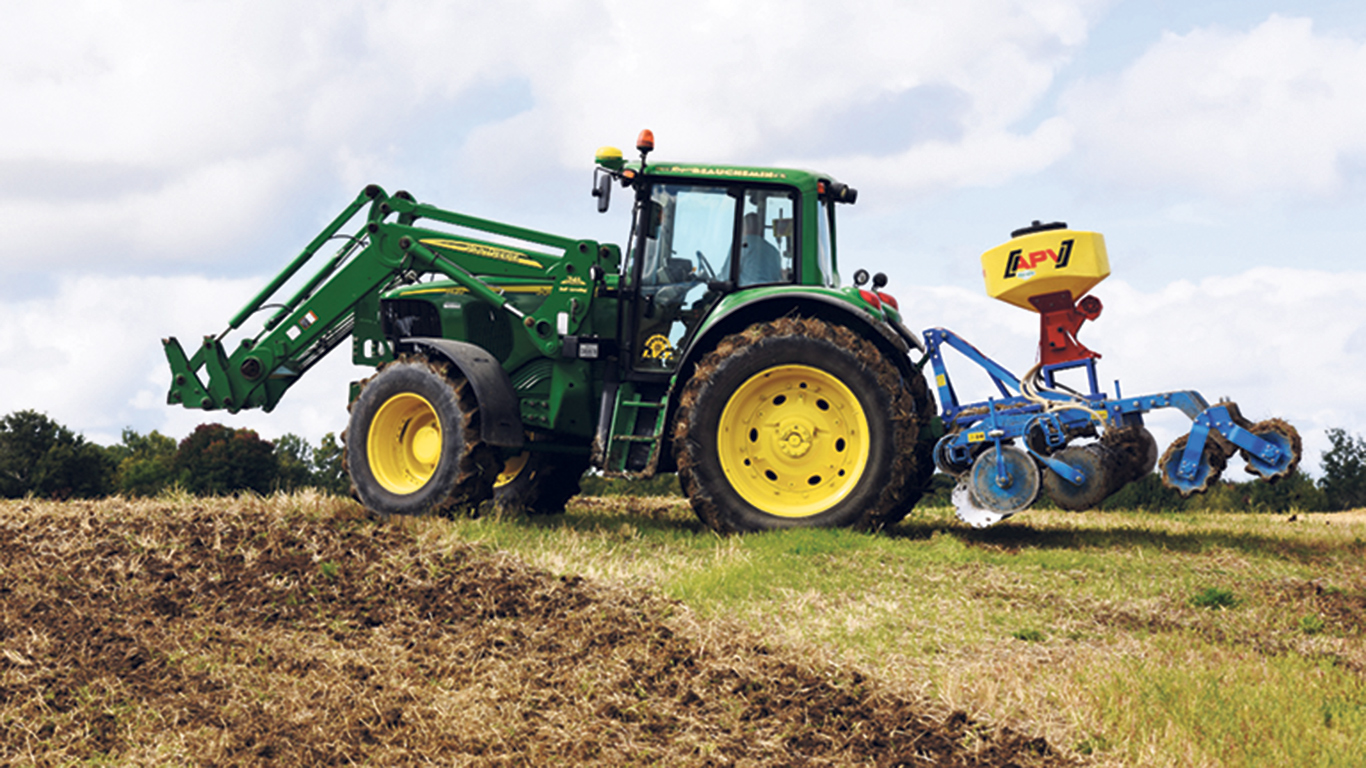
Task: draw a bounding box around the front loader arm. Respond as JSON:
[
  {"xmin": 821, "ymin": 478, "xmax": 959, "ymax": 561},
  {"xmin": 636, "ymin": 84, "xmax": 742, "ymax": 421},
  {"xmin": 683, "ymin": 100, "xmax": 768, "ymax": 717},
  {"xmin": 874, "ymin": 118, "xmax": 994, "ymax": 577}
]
[{"xmin": 164, "ymin": 185, "xmax": 606, "ymax": 413}]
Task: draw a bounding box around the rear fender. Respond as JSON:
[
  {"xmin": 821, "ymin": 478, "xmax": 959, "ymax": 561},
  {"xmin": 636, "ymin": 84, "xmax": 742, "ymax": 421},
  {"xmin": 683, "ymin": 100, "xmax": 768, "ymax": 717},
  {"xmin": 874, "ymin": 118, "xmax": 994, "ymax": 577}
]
[
  {"xmin": 679, "ymin": 292, "xmax": 912, "ymax": 384},
  {"xmin": 655, "ymin": 292, "xmax": 916, "ymax": 471},
  {"xmin": 401, "ymin": 337, "xmax": 525, "ymax": 448}
]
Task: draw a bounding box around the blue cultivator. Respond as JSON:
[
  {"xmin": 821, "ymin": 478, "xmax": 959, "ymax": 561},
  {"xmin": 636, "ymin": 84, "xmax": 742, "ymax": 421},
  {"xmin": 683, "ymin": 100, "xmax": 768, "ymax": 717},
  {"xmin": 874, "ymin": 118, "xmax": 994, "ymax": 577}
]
[{"xmin": 924, "ymin": 222, "xmax": 1301, "ymax": 527}]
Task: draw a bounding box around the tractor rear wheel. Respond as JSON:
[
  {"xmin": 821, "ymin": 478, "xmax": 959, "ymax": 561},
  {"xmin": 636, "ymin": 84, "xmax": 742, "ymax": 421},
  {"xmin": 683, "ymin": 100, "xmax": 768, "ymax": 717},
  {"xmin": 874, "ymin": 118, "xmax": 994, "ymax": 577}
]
[
  {"xmin": 674, "ymin": 317, "xmax": 928, "ymax": 533},
  {"xmin": 346, "ymin": 357, "xmax": 498, "ymax": 516},
  {"xmin": 493, "ymin": 450, "xmax": 591, "ymax": 515}
]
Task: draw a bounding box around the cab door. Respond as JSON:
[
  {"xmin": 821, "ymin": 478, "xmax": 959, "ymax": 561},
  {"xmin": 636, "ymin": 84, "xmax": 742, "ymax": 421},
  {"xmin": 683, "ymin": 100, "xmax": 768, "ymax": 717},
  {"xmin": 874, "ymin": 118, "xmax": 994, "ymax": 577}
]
[{"xmin": 629, "ymin": 183, "xmax": 737, "ymax": 372}]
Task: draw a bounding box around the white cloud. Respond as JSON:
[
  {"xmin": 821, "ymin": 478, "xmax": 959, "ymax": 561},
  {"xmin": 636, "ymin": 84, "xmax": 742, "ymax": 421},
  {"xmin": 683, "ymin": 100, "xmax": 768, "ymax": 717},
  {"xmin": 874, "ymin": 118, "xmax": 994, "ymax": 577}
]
[
  {"xmin": 815, "ymin": 117, "xmax": 1075, "ymax": 197},
  {"xmin": 0, "ymin": 0, "xmax": 1111, "ymax": 275},
  {"xmin": 0, "ymin": 150, "xmax": 308, "ymax": 272},
  {"xmin": 1, "ymin": 0, "xmax": 1359, "ymax": 495},
  {"xmin": 1061, "ymin": 15, "xmax": 1366, "ymax": 198},
  {"xmin": 0, "ymin": 274, "xmax": 361, "ymax": 447}
]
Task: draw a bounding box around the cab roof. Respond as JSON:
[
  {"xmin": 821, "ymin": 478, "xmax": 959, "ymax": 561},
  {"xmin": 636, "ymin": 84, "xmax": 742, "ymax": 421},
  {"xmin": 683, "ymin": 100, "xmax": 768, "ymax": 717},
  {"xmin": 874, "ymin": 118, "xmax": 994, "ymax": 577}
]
[{"xmin": 632, "ymin": 161, "xmax": 831, "ymax": 191}]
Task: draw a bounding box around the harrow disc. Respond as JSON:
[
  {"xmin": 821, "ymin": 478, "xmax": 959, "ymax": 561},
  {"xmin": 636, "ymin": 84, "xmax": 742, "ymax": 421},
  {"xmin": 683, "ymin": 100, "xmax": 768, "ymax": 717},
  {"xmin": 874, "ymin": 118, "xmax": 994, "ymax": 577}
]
[
  {"xmin": 1042, "ymin": 444, "xmax": 1110, "ymax": 511},
  {"xmin": 951, "ymin": 481, "xmax": 1011, "ymax": 528},
  {"xmin": 968, "ymin": 445, "xmax": 1040, "ymax": 514},
  {"xmin": 1240, "ymin": 418, "xmax": 1302, "ymax": 481},
  {"xmin": 1159, "ymin": 433, "xmax": 1228, "ymax": 497}
]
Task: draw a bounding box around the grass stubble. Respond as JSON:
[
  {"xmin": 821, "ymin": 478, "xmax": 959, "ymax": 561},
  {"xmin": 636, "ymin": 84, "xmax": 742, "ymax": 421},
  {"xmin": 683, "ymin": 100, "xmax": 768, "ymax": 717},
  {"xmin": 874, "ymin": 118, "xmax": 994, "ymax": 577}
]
[
  {"xmin": 0, "ymin": 492, "xmax": 1061, "ymax": 767},
  {"xmin": 2, "ymin": 491, "xmax": 1363, "ymax": 766}
]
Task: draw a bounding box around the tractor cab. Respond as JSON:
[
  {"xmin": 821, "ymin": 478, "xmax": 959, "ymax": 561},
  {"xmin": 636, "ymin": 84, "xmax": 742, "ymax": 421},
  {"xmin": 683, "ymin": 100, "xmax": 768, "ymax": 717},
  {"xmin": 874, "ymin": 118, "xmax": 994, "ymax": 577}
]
[
  {"xmin": 625, "ymin": 183, "xmax": 798, "ymax": 372},
  {"xmin": 593, "ymin": 132, "xmax": 844, "ymax": 376}
]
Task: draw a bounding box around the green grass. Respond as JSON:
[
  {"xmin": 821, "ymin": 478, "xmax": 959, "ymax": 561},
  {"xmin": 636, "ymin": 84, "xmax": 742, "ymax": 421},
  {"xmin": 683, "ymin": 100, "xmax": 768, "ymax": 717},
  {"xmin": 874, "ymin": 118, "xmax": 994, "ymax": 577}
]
[{"xmin": 417, "ymin": 499, "xmax": 1366, "ymax": 767}]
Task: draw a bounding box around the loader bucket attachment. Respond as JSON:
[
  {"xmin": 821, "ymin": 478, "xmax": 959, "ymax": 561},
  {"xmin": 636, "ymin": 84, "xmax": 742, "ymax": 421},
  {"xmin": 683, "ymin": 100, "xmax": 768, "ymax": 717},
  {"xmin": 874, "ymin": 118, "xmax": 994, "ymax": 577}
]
[{"xmin": 163, "ymin": 336, "xmax": 212, "ymax": 410}]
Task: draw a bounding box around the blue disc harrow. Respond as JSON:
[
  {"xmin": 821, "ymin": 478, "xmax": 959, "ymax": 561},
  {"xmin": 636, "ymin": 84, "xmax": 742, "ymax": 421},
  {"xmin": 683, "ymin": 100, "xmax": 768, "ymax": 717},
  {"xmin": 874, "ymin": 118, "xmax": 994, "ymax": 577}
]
[{"xmin": 921, "ymin": 328, "xmax": 1302, "ymax": 527}]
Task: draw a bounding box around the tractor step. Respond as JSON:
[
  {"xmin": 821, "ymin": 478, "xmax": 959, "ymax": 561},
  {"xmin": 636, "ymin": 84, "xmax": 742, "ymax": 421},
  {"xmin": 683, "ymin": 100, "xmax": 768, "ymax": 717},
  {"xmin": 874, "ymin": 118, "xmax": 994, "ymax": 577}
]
[{"xmin": 602, "ymin": 384, "xmax": 670, "ymax": 474}]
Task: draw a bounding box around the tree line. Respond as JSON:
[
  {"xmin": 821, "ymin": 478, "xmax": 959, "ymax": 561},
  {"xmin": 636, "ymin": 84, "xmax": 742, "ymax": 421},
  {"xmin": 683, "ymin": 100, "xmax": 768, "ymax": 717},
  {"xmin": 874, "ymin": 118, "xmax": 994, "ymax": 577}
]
[
  {"xmin": 1, "ymin": 408, "xmax": 1364, "ymax": 511},
  {"xmin": 0, "ymin": 410, "xmax": 347, "ymax": 499}
]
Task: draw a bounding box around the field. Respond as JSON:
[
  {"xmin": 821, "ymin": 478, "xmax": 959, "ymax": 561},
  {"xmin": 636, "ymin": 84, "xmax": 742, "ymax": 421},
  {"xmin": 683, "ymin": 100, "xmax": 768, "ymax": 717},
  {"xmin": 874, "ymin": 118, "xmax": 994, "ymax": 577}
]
[{"xmin": 2, "ymin": 493, "xmax": 1364, "ymax": 766}]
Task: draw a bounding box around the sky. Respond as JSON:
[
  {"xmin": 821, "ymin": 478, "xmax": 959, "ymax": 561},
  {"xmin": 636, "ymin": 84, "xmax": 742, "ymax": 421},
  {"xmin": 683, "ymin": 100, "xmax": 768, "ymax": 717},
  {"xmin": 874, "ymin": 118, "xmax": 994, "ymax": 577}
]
[{"xmin": 1, "ymin": 0, "xmax": 1364, "ymax": 480}]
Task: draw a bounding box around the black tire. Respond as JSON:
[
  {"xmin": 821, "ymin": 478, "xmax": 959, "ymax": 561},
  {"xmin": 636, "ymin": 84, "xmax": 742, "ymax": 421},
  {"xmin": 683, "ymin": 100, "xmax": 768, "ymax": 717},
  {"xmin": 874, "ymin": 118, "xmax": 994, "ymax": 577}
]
[
  {"xmin": 886, "ymin": 358, "xmax": 937, "ymax": 523},
  {"xmin": 493, "ymin": 451, "xmax": 591, "ymax": 515},
  {"xmin": 345, "ymin": 356, "xmax": 498, "ymax": 516},
  {"xmin": 673, "ymin": 317, "xmax": 930, "ymax": 533}
]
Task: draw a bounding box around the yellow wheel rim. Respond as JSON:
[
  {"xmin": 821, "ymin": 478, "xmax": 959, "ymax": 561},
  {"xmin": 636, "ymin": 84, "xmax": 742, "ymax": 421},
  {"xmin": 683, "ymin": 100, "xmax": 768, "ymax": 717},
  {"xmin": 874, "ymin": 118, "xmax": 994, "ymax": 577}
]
[
  {"xmin": 367, "ymin": 392, "xmax": 443, "ymax": 494},
  {"xmin": 495, "ymin": 452, "xmax": 531, "ymax": 488},
  {"xmin": 717, "ymin": 364, "xmax": 870, "ymax": 517}
]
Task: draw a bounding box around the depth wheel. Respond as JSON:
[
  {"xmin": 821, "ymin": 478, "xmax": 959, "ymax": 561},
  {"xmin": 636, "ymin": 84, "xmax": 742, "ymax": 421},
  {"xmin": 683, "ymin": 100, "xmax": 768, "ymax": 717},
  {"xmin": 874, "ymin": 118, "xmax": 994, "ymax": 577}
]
[
  {"xmin": 968, "ymin": 445, "xmax": 1041, "ymax": 513},
  {"xmin": 494, "ymin": 450, "xmax": 591, "ymax": 515},
  {"xmin": 346, "ymin": 357, "xmax": 497, "ymax": 516},
  {"xmin": 674, "ymin": 318, "xmax": 927, "ymax": 533}
]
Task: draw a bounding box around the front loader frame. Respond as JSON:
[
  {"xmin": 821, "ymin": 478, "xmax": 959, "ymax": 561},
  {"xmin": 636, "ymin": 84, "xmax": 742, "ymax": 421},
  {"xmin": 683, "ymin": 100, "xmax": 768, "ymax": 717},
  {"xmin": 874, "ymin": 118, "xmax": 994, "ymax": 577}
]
[{"xmin": 164, "ymin": 185, "xmax": 609, "ymax": 417}]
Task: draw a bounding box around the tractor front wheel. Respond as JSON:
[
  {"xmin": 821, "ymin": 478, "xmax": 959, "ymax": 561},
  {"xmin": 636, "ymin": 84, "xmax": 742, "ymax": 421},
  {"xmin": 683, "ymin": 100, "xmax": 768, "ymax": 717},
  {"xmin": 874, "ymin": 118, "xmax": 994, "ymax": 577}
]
[
  {"xmin": 674, "ymin": 318, "xmax": 926, "ymax": 533},
  {"xmin": 346, "ymin": 357, "xmax": 497, "ymax": 516}
]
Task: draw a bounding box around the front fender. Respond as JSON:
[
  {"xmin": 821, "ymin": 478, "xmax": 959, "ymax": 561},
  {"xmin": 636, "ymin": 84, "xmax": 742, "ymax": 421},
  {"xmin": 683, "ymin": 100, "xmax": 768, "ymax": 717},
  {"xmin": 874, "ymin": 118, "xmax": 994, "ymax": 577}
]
[{"xmin": 402, "ymin": 337, "xmax": 525, "ymax": 448}]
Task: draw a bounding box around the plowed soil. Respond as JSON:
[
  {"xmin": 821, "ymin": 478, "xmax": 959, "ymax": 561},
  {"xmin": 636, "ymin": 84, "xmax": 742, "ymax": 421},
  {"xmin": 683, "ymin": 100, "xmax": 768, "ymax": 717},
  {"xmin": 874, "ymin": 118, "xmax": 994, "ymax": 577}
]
[{"xmin": 0, "ymin": 495, "xmax": 1071, "ymax": 766}]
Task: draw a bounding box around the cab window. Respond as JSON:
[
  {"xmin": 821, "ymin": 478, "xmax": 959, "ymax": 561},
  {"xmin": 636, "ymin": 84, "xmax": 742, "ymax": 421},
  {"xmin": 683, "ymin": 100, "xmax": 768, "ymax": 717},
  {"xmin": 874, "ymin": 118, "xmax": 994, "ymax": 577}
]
[
  {"xmin": 816, "ymin": 197, "xmax": 835, "ymax": 287},
  {"xmin": 736, "ymin": 189, "xmax": 795, "ymax": 287}
]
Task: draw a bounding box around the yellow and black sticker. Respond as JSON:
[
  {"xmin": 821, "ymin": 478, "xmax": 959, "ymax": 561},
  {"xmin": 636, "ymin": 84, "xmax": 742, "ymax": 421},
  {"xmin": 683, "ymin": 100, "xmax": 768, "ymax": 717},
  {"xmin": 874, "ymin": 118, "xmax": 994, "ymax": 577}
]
[
  {"xmin": 420, "ymin": 238, "xmax": 542, "ymax": 268},
  {"xmin": 556, "ymin": 275, "xmax": 590, "ymax": 295},
  {"xmin": 643, "ymin": 334, "xmax": 674, "ymax": 360},
  {"xmin": 967, "ymin": 432, "xmax": 986, "ymax": 443}
]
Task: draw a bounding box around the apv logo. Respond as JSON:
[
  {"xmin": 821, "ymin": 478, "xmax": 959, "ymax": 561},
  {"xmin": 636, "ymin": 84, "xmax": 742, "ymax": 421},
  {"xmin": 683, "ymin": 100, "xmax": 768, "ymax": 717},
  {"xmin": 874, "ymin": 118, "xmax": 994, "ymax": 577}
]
[{"xmin": 1004, "ymin": 239, "xmax": 1074, "ymax": 279}]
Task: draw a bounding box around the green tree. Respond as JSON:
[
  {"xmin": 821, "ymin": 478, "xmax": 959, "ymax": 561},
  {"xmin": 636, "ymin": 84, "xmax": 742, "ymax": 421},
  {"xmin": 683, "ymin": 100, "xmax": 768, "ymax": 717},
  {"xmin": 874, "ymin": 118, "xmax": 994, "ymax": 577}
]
[
  {"xmin": 0, "ymin": 410, "xmax": 115, "ymax": 499},
  {"xmin": 310, "ymin": 432, "xmax": 349, "ymax": 495},
  {"xmin": 173, "ymin": 423, "xmax": 279, "ymax": 495},
  {"xmin": 110, "ymin": 428, "xmax": 179, "ymax": 496},
  {"xmin": 1320, "ymin": 428, "xmax": 1366, "ymax": 511},
  {"xmin": 1240, "ymin": 469, "xmax": 1329, "ymax": 513},
  {"xmin": 273, "ymin": 433, "xmax": 314, "ymax": 492},
  {"xmin": 1099, "ymin": 472, "xmax": 1187, "ymax": 512}
]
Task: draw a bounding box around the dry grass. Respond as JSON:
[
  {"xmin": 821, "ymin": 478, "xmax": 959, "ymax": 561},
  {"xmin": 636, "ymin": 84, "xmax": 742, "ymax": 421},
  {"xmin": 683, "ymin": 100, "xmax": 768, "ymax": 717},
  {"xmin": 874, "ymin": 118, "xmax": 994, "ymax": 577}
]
[{"xmin": 0, "ymin": 493, "xmax": 1066, "ymax": 766}]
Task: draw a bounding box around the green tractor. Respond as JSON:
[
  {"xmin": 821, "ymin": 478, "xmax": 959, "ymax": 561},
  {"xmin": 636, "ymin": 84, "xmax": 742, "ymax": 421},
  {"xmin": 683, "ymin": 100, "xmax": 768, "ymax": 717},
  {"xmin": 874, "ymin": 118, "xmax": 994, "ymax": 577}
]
[{"xmin": 164, "ymin": 130, "xmax": 936, "ymax": 532}]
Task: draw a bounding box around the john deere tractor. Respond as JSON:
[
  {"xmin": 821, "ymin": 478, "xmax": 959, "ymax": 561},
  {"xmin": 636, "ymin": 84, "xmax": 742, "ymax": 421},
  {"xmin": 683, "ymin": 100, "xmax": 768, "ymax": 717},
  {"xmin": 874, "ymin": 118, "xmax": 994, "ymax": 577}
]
[{"xmin": 164, "ymin": 131, "xmax": 937, "ymax": 532}]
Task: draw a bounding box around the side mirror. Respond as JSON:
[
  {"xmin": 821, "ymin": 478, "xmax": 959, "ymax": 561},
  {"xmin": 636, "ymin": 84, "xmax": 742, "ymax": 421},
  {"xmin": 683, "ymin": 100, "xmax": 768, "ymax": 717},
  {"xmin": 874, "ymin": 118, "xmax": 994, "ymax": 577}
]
[{"xmin": 592, "ymin": 170, "xmax": 612, "ymax": 213}]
